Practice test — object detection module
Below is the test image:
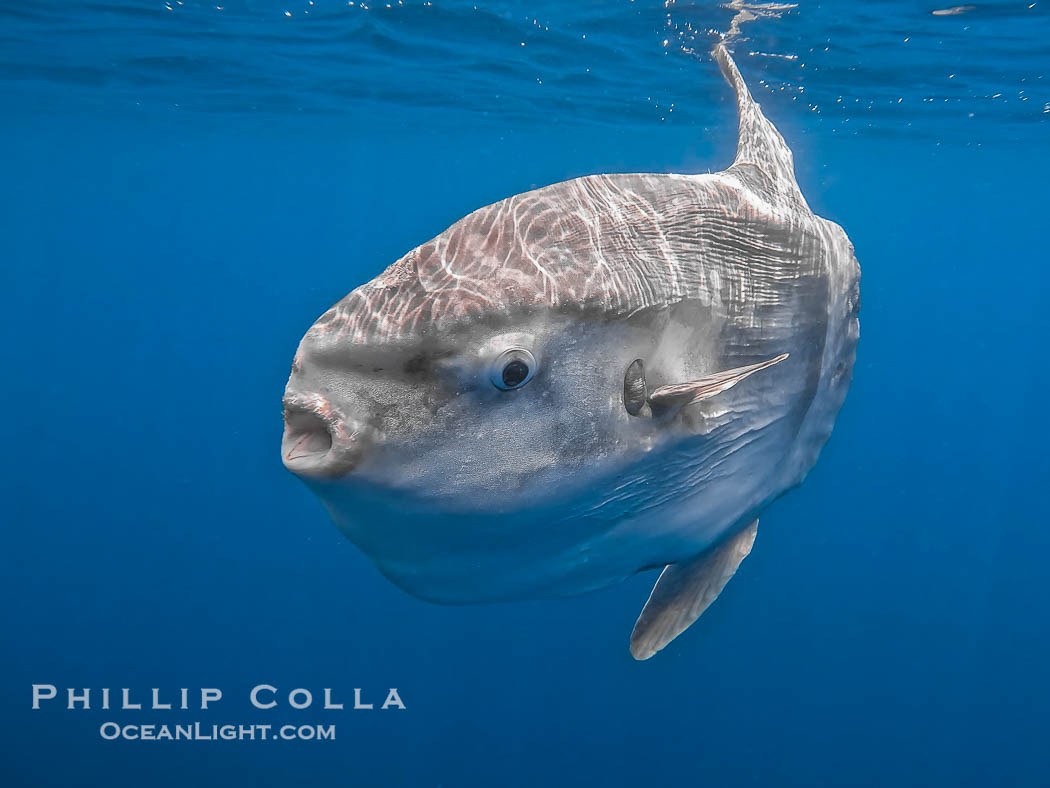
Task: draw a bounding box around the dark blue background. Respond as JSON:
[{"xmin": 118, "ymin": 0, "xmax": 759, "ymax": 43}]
[{"xmin": 2, "ymin": 4, "xmax": 1049, "ymax": 785}]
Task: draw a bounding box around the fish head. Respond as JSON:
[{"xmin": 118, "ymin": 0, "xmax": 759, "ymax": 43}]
[{"xmin": 282, "ymin": 248, "xmax": 678, "ymax": 516}]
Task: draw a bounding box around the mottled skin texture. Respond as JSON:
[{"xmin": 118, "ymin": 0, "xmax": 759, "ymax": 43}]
[{"xmin": 282, "ymin": 46, "xmax": 860, "ymax": 607}]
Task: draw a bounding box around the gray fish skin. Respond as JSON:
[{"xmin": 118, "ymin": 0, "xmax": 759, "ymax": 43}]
[{"xmin": 282, "ymin": 45, "xmax": 860, "ymax": 616}]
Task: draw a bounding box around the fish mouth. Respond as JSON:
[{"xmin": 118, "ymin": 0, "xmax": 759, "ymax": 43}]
[{"xmin": 281, "ymin": 393, "xmax": 366, "ymax": 479}]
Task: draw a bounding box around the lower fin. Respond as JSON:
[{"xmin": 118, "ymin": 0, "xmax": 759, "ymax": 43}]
[{"xmin": 629, "ymin": 520, "xmax": 758, "ymax": 660}]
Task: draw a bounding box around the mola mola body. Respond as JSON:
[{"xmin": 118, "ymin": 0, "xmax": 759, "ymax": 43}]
[{"xmin": 282, "ymin": 44, "xmax": 860, "ymax": 659}]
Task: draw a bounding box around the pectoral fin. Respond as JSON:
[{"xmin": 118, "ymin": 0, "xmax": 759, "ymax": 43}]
[
  {"xmin": 647, "ymin": 353, "xmax": 787, "ymax": 413},
  {"xmin": 630, "ymin": 520, "xmax": 758, "ymax": 660}
]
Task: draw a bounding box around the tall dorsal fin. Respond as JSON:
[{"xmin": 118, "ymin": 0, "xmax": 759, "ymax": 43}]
[{"xmin": 712, "ymin": 43, "xmax": 806, "ymax": 208}]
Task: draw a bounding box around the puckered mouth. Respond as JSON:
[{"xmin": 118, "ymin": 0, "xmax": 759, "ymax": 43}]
[{"xmin": 281, "ymin": 393, "xmax": 367, "ymax": 479}]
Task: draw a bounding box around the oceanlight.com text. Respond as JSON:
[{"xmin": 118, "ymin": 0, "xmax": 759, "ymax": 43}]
[{"xmin": 98, "ymin": 722, "xmax": 336, "ymax": 741}]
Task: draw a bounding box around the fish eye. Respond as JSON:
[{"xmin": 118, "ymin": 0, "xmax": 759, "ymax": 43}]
[{"xmin": 489, "ymin": 348, "xmax": 536, "ymax": 391}]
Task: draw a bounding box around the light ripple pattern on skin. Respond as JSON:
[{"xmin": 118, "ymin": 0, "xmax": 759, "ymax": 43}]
[{"xmin": 281, "ymin": 44, "xmax": 860, "ymax": 660}]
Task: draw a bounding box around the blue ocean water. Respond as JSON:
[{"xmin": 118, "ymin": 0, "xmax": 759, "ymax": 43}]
[{"xmin": 2, "ymin": 1, "xmax": 1048, "ymax": 786}]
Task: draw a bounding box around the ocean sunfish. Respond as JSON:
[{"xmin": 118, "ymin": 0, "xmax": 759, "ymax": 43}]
[{"xmin": 281, "ymin": 44, "xmax": 860, "ymax": 659}]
